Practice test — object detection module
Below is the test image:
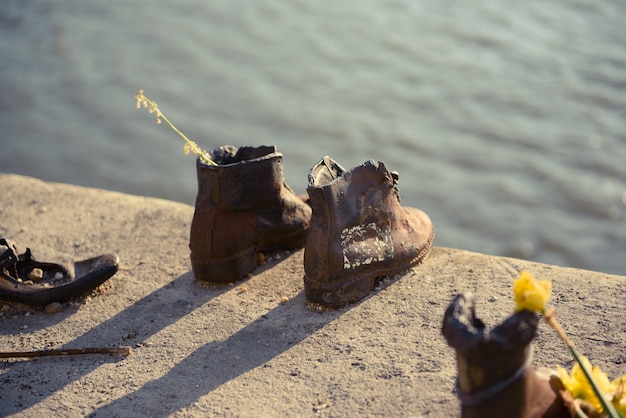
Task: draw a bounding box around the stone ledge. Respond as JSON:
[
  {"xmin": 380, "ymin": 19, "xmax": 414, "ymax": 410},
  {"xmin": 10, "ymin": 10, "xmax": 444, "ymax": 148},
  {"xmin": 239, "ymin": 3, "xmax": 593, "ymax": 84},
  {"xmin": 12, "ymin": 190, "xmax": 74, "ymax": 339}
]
[{"xmin": 0, "ymin": 173, "xmax": 624, "ymax": 417}]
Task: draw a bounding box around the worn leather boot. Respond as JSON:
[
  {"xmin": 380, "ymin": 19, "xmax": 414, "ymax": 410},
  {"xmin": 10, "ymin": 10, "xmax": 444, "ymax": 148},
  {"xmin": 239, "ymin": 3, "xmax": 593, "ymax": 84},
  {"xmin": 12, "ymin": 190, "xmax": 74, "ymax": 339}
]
[
  {"xmin": 304, "ymin": 157, "xmax": 434, "ymax": 308},
  {"xmin": 442, "ymin": 294, "xmax": 567, "ymax": 418},
  {"xmin": 0, "ymin": 238, "xmax": 119, "ymax": 306},
  {"xmin": 190, "ymin": 145, "xmax": 312, "ymax": 284}
]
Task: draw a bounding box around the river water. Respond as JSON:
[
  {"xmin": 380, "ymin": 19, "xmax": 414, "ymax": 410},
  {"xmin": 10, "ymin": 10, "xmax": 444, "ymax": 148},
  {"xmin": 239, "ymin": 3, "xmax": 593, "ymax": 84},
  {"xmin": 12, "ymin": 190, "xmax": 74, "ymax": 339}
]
[{"xmin": 1, "ymin": 0, "xmax": 625, "ymax": 275}]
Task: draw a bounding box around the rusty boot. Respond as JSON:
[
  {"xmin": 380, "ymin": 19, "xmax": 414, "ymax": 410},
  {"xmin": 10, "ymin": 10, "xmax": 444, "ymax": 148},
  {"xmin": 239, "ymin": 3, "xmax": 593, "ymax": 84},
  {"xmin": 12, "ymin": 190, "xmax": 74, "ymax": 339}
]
[
  {"xmin": 442, "ymin": 294, "xmax": 567, "ymax": 418},
  {"xmin": 190, "ymin": 145, "xmax": 311, "ymax": 284},
  {"xmin": 304, "ymin": 157, "xmax": 434, "ymax": 307}
]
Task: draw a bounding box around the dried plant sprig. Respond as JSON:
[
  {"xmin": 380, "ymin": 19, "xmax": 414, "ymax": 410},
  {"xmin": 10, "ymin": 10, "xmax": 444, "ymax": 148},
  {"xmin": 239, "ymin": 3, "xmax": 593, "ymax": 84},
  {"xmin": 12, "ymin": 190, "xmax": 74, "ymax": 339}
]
[{"xmin": 134, "ymin": 90, "xmax": 216, "ymax": 166}]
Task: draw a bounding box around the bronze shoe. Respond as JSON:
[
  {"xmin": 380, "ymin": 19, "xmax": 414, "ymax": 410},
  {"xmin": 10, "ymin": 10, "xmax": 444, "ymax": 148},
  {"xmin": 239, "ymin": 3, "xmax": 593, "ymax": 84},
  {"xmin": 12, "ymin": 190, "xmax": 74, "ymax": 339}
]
[
  {"xmin": 0, "ymin": 238, "xmax": 119, "ymax": 306},
  {"xmin": 189, "ymin": 145, "xmax": 311, "ymax": 284},
  {"xmin": 303, "ymin": 157, "xmax": 434, "ymax": 307},
  {"xmin": 442, "ymin": 294, "xmax": 567, "ymax": 417}
]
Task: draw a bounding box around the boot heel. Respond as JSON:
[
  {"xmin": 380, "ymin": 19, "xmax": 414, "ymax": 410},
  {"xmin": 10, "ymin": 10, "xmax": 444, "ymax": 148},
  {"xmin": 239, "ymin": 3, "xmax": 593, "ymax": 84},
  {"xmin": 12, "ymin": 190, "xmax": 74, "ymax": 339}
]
[
  {"xmin": 191, "ymin": 246, "xmax": 258, "ymax": 284},
  {"xmin": 304, "ymin": 274, "xmax": 377, "ymax": 308}
]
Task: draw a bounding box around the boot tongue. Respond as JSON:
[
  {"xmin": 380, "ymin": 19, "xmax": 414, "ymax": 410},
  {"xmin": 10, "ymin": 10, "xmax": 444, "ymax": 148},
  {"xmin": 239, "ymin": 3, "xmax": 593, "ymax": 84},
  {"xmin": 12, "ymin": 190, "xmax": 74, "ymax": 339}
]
[
  {"xmin": 208, "ymin": 145, "xmax": 238, "ymax": 164},
  {"xmin": 207, "ymin": 145, "xmax": 277, "ymax": 165},
  {"xmin": 234, "ymin": 145, "xmax": 277, "ymax": 162},
  {"xmin": 442, "ymin": 294, "xmax": 487, "ymax": 352},
  {"xmin": 362, "ymin": 160, "xmax": 379, "ymax": 169},
  {"xmin": 309, "ymin": 156, "xmax": 346, "ymax": 187}
]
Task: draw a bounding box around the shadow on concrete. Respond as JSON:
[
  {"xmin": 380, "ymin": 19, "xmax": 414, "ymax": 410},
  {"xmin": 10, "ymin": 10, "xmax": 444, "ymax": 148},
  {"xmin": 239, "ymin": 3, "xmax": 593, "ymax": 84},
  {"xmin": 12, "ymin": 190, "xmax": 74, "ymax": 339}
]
[
  {"xmin": 88, "ymin": 291, "xmax": 344, "ymax": 417},
  {"xmin": 0, "ymin": 271, "xmax": 229, "ymax": 414}
]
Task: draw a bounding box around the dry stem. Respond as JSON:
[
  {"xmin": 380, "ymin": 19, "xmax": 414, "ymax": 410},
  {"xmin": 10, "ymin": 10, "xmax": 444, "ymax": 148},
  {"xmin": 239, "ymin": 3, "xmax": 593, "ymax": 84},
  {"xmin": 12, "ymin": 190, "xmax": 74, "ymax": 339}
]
[{"xmin": 0, "ymin": 346, "xmax": 131, "ymax": 359}]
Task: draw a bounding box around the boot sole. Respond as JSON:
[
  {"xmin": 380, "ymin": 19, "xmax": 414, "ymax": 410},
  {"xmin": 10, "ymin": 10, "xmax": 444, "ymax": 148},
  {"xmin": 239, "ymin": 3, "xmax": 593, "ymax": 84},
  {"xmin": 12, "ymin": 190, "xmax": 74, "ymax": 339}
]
[
  {"xmin": 304, "ymin": 229, "xmax": 435, "ymax": 308},
  {"xmin": 191, "ymin": 227, "xmax": 309, "ymax": 284}
]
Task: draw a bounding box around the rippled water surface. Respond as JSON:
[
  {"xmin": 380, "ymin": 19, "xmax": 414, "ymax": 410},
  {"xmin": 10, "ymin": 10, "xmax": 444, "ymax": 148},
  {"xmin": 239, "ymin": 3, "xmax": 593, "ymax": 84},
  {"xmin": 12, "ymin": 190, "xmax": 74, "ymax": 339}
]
[{"xmin": 1, "ymin": 0, "xmax": 625, "ymax": 275}]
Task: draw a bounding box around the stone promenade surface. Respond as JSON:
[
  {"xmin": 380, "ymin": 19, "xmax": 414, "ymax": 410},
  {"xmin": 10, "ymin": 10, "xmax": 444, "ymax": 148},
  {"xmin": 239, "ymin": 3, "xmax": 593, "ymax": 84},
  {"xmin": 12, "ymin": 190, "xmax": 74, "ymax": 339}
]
[{"xmin": 0, "ymin": 173, "xmax": 624, "ymax": 417}]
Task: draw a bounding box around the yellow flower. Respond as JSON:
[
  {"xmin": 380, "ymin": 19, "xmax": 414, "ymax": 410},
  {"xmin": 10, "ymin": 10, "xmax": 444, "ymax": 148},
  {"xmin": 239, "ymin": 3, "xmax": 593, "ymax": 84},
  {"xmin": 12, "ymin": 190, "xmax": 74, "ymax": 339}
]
[
  {"xmin": 558, "ymin": 355, "xmax": 624, "ymax": 414},
  {"xmin": 513, "ymin": 270, "xmax": 551, "ymax": 313},
  {"xmin": 613, "ymin": 375, "xmax": 626, "ymax": 415},
  {"xmin": 557, "ymin": 364, "xmax": 580, "ymax": 397}
]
